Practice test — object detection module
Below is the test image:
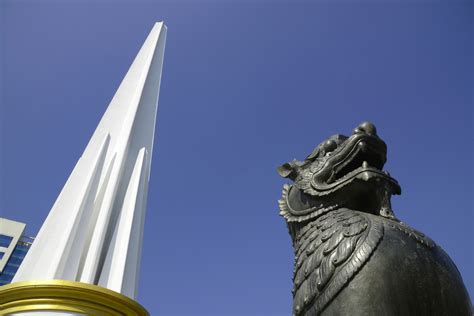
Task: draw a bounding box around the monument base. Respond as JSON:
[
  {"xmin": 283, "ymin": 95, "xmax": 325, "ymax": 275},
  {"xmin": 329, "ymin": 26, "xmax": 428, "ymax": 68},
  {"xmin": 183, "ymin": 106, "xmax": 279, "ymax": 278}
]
[{"xmin": 0, "ymin": 280, "xmax": 148, "ymax": 315}]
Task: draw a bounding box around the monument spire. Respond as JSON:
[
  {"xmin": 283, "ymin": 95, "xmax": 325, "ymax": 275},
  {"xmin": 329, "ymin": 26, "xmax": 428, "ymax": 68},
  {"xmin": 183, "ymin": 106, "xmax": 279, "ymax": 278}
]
[{"xmin": 12, "ymin": 22, "xmax": 166, "ymax": 304}]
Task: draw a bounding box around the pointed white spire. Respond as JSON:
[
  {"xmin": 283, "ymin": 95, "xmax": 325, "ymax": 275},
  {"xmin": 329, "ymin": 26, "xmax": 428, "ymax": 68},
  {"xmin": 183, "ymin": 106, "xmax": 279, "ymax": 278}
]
[{"xmin": 13, "ymin": 22, "xmax": 167, "ymax": 299}]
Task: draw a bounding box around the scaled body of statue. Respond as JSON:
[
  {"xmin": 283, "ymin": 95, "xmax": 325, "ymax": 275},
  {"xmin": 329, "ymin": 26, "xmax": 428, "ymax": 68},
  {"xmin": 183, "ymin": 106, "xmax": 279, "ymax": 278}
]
[{"xmin": 277, "ymin": 122, "xmax": 471, "ymax": 316}]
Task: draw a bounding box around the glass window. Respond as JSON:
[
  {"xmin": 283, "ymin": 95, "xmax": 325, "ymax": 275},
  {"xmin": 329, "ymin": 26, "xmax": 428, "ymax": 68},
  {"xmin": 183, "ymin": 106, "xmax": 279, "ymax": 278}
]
[
  {"xmin": 0, "ymin": 272, "xmax": 13, "ymax": 284},
  {"xmin": 3, "ymin": 264, "xmax": 19, "ymax": 274},
  {"xmin": 1, "ymin": 270, "xmax": 15, "ymax": 276},
  {"xmin": 6, "ymin": 262, "xmax": 20, "ymax": 268},
  {"xmin": 0, "ymin": 273, "xmax": 10, "ymax": 280},
  {"xmin": 11, "ymin": 254, "xmax": 26, "ymax": 260},
  {"xmin": 12, "ymin": 247, "xmax": 28, "ymax": 255},
  {"xmin": 0, "ymin": 235, "xmax": 13, "ymax": 248},
  {"xmin": 16, "ymin": 243, "xmax": 30, "ymax": 250},
  {"xmin": 8, "ymin": 256, "xmax": 22, "ymax": 265}
]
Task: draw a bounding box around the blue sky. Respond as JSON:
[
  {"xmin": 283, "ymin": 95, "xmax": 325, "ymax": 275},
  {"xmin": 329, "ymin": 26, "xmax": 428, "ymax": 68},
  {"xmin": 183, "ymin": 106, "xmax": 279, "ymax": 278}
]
[{"xmin": 1, "ymin": 1, "xmax": 472, "ymax": 315}]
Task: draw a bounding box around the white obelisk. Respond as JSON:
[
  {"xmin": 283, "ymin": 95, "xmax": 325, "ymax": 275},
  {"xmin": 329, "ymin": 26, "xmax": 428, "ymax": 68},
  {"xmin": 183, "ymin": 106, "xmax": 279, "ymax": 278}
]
[{"xmin": 13, "ymin": 22, "xmax": 166, "ymax": 302}]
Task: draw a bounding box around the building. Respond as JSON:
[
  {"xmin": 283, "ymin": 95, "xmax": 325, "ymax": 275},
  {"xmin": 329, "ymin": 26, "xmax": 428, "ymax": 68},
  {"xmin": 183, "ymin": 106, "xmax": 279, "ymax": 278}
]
[{"xmin": 0, "ymin": 218, "xmax": 34, "ymax": 286}]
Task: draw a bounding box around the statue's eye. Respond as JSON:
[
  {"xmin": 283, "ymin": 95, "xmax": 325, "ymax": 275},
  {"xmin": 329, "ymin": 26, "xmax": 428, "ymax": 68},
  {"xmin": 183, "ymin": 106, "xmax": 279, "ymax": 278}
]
[{"xmin": 323, "ymin": 140, "xmax": 337, "ymax": 153}]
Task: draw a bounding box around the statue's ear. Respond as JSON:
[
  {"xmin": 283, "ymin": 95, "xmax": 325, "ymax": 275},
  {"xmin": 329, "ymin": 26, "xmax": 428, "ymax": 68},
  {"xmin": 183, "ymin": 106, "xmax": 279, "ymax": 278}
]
[{"xmin": 277, "ymin": 162, "xmax": 296, "ymax": 179}]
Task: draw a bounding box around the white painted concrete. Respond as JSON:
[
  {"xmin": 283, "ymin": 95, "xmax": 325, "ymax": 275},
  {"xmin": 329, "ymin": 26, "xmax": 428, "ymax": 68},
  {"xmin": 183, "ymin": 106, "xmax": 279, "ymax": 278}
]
[{"xmin": 12, "ymin": 22, "xmax": 167, "ymax": 302}]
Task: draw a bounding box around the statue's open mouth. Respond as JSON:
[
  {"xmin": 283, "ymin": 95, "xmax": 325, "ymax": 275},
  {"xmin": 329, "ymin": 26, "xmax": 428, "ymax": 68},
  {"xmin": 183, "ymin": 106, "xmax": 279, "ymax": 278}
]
[
  {"xmin": 310, "ymin": 134, "xmax": 401, "ymax": 194},
  {"xmin": 332, "ymin": 138, "xmax": 385, "ymax": 182}
]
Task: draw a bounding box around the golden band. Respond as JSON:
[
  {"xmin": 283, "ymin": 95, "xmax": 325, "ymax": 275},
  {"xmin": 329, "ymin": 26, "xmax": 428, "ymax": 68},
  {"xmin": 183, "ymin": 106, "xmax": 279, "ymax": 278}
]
[{"xmin": 0, "ymin": 280, "xmax": 149, "ymax": 315}]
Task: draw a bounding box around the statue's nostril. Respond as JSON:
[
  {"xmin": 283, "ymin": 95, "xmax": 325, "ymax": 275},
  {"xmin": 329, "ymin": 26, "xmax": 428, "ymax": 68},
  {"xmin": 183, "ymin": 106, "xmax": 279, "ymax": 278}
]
[{"xmin": 357, "ymin": 121, "xmax": 377, "ymax": 136}]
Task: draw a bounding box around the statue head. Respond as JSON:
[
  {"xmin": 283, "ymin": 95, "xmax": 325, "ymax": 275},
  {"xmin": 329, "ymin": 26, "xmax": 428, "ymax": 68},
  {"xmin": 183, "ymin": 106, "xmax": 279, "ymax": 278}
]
[{"xmin": 278, "ymin": 122, "xmax": 401, "ymax": 229}]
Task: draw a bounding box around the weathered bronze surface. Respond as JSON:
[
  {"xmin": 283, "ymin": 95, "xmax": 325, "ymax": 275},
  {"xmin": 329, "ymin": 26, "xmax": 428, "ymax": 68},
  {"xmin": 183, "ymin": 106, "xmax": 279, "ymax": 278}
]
[{"xmin": 278, "ymin": 122, "xmax": 471, "ymax": 316}]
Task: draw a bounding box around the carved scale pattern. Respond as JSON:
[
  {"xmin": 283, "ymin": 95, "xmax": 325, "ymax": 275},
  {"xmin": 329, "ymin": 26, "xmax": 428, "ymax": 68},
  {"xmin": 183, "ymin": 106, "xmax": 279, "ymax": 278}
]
[
  {"xmin": 279, "ymin": 184, "xmax": 341, "ymax": 224},
  {"xmin": 292, "ymin": 209, "xmax": 384, "ymax": 316}
]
